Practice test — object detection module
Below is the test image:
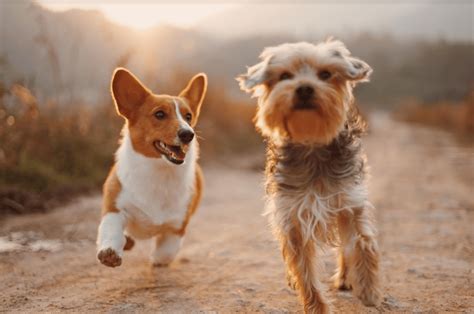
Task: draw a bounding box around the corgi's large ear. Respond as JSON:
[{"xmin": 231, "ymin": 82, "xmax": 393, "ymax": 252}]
[
  {"xmin": 111, "ymin": 68, "xmax": 151, "ymax": 119},
  {"xmin": 179, "ymin": 73, "xmax": 207, "ymax": 119}
]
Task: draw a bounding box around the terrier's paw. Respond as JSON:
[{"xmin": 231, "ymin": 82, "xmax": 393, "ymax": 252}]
[
  {"xmin": 335, "ymin": 280, "xmax": 352, "ymax": 291},
  {"xmin": 333, "ymin": 274, "xmax": 352, "ymax": 291},
  {"xmin": 286, "ymin": 272, "xmax": 297, "ymax": 290},
  {"xmin": 97, "ymin": 248, "xmax": 122, "ymax": 267},
  {"xmin": 357, "ymin": 288, "xmax": 382, "ymax": 307},
  {"xmin": 304, "ymin": 300, "xmax": 330, "ymax": 314}
]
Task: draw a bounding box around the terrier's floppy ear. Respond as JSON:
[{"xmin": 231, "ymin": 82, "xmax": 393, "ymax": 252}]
[
  {"xmin": 179, "ymin": 73, "xmax": 207, "ymax": 119},
  {"xmin": 343, "ymin": 56, "xmax": 372, "ymax": 82},
  {"xmin": 111, "ymin": 68, "xmax": 151, "ymax": 119},
  {"xmin": 324, "ymin": 39, "xmax": 372, "ymax": 83},
  {"xmin": 237, "ymin": 54, "xmax": 273, "ymax": 95}
]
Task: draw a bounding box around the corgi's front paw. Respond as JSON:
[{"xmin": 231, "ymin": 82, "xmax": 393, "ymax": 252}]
[
  {"xmin": 150, "ymin": 234, "xmax": 183, "ymax": 267},
  {"xmin": 151, "ymin": 261, "xmax": 171, "ymax": 267},
  {"xmin": 97, "ymin": 247, "xmax": 122, "ymax": 267},
  {"xmin": 150, "ymin": 254, "xmax": 175, "ymax": 267}
]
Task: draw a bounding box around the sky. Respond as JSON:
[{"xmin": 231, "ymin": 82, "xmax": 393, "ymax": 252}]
[
  {"xmin": 35, "ymin": 0, "xmax": 474, "ymax": 40},
  {"xmin": 37, "ymin": 1, "xmax": 237, "ymax": 29}
]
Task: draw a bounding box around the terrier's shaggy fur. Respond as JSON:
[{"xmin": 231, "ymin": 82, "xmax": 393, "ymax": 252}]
[{"xmin": 238, "ymin": 39, "xmax": 381, "ymax": 313}]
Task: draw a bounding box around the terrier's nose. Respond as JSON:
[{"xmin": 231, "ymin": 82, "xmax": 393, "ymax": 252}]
[
  {"xmin": 178, "ymin": 129, "xmax": 194, "ymax": 144},
  {"xmin": 296, "ymin": 85, "xmax": 314, "ymax": 100}
]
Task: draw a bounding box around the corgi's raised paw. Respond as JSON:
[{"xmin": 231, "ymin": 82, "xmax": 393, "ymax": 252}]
[{"xmin": 98, "ymin": 248, "xmax": 122, "ymax": 267}]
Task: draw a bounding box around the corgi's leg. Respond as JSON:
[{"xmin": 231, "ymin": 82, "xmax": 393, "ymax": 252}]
[
  {"xmin": 148, "ymin": 165, "xmax": 202, "ymax": 267},
  {"xmin": 97, "ymin": 166, "xmax": 128, "ymax": 267},
  {"xmin": 97, "ymin": 211, "xmax": 127, "ymax": 267},
  {"xmin": 123, "ymin": 234, "xmax": 135, "ymax": 251},
  {"xmin": 150, "ymin": 233, "xmax": 183, "ymax": 267},
  {"xmin": 346, "ymin": 207, "xmax": 381, "ymax": 307}
]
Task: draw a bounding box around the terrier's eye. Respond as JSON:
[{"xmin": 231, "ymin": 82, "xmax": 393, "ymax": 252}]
[
  {"xmin": 318, "ymin": 70, "xmax": 332, "ymax": 81},
  {"xmin": 155, "ymin": 110, "xmax": 166, "ymax": 120},
  {"xmin": 279, "ymin": 72, "xmax": 293, "ymax": 81},
  {"xmin": 185, "ymin": 113, "xmax": 192, "ymax": 122}
]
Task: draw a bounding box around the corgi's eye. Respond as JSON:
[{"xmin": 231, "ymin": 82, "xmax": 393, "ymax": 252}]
[
  {"xmin": 155, "ymin": 110, "xmax": 166, "ymax": 120},
  {"xmin": 318, "ymin": 70, "xmax": 332, "ymax": 81},
  {"xmin": 185, "ymin": 113, "xmax": 192, "ymax": 122},
  {"xmin": 279, "ymin": 71, "xmax": 293, "ymax": 81}
]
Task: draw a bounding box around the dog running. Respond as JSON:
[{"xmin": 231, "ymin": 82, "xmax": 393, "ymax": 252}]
[
  {"xmin": 96, "ymin": 68, "xmax": 207, "ymax": 268},
  {"xmin": 238, "ymin": 39, "xmax": 381, "ymax": 313}
]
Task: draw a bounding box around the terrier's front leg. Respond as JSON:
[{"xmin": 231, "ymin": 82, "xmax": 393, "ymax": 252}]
[
  {"xmin": 334, "ymin": 211, "xmax": 353, "ymax": 291},
  {"xmin": 97, "ymin": 212, "xmax": 126, "ymax": 267},
  {"xmin": 150, "ymin": 233, "xmax": 183, "ymax": 267},
  {"xmin": 347, "ymin": 206, "xmax": 382, "ymax": 307},
  {"xmin": 280, "ymin": 226, "xmax": 329, "ymax": 314}
]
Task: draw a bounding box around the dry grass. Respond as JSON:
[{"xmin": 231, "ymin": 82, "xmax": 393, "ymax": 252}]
[
  {"xmin": 394, "ymin": 91, "xmax": 474, "ymax": 142},
  {"xmin": 0, "ymin": 85, "xmax": 122, "ymax": 214},
  {"xmin": 0, "ymin": 77, "xmax": 260, "ymax": 215}
]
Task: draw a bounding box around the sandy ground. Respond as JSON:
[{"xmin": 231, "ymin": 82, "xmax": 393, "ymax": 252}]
[{"xmin": 1, "ymin": 113, "xmax": 473, "ymax": 313}]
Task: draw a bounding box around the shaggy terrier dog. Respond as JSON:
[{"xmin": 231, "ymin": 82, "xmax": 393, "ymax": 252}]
[{"xmin": 237, "ymin": 39, "xmax": 381, "ymax": 313}]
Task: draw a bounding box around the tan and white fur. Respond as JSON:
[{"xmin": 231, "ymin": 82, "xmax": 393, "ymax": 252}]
[
  {"xmin": 238, "ymin": 39, "xmax": 381, "ymax": 313},
  {"xmin": 97, "ymin": 68, "xmax": 206, "ymax": 268}
]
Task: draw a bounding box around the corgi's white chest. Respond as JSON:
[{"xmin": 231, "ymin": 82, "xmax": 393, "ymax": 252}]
[{"xmin": 115, "ymin": 131, "xmax": 196, "ymax": 230}]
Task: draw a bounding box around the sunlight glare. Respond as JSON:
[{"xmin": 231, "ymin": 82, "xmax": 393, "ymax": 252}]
[{"xmin": 38, "ymin": 2, "xmax": 235, "ymax": 29}]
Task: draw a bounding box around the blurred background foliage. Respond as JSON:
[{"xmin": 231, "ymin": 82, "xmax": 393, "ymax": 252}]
[{"xmin": 0, "ymin": 0, "xmax": 472, "ymax": 214}]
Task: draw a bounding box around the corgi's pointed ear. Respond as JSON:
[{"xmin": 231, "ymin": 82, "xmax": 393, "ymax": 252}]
[
  {"xmin": 179, "ymin": 73, "xmax": 207, "ymax": 119},
  {"xmin": 111, "ymin": 68, "xmax": 151, "ymax": 119}
]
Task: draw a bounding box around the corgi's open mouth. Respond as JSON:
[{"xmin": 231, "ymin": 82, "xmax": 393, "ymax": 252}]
[{"xmin": 154, "ymin": 141, "xmax": 187, "ymax": 165}]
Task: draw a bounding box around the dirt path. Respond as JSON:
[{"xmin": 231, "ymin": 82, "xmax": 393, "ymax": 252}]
[{"xmin": 1, "ymin": 113, "xmax": 473, "ymax": 313}]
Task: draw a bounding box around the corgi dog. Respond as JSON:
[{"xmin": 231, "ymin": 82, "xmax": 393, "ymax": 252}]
[{"xmin": 96, "ymin": 68, "xmax": 207, "ymax": 268}]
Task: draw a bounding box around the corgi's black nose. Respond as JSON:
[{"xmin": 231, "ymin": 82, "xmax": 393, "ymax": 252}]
[{"xmin": 178, "ymin": 129, "xmax": 194, "ymax": 144}]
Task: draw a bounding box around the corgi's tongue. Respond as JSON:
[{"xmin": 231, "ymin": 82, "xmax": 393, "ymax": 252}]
[
  {"xmin": 168, "ymin": 144, "xmax": 186, "ymax": 160},
  {"xmin": 155, "ymin": 141, "xmax": 186, "ymax": 164}
]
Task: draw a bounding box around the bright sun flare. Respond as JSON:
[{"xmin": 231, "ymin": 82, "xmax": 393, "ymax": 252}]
[{"xmin": 38, "ymin": 2, "xmax": 234, "ymax": 29}]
